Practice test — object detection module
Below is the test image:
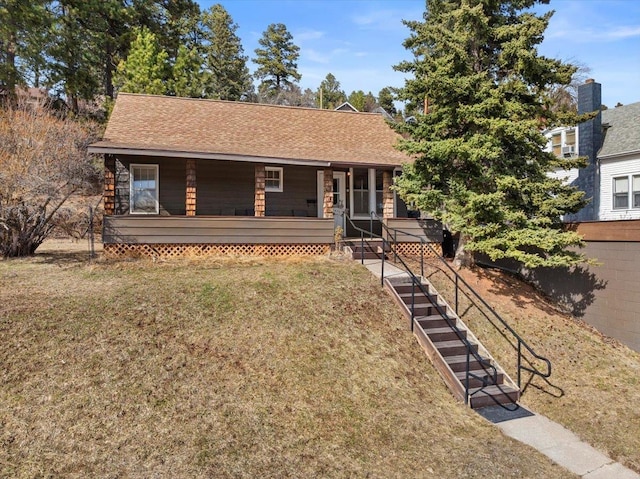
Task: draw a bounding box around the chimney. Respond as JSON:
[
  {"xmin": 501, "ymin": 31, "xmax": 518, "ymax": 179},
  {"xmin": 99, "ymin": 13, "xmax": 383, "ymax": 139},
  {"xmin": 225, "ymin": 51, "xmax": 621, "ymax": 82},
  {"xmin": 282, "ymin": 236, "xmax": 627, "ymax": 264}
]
[{"xmin": 569, "ymin": 79, "xmax": 602, "ymax": 222}]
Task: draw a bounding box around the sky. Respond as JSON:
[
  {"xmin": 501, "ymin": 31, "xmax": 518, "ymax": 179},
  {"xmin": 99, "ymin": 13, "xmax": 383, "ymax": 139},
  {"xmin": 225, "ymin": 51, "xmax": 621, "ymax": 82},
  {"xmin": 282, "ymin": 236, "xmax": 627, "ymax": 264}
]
[{"xmin": 197, "ymin": 0, "xmax": 640, "ymax": 109}]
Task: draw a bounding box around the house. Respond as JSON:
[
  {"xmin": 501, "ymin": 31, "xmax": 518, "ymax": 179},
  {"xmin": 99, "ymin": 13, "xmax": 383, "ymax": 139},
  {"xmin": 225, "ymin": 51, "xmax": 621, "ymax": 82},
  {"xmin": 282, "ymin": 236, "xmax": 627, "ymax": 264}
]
[
  {"xmin": 597, "ymin": 101, "xmax": 640, "ymax": 220},
  {"xmin": 89, "ymin": 93, "xmax": 438, "ymax": 258},
  {"xmin": 546, "ymin": 80, "xmax": 640, "ymax": 222}
]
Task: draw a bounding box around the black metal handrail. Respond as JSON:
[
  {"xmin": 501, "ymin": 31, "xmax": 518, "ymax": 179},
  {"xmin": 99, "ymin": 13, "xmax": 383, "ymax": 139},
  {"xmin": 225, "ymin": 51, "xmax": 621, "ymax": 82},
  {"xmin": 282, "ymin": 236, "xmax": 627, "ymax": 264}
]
[
  {"xmin": 343, "ymin": 212, "xmax": 498, "ymax": 404},
  {"xmin": 375, "ymin": 213, "xmax": 552, "ymax": 390}
]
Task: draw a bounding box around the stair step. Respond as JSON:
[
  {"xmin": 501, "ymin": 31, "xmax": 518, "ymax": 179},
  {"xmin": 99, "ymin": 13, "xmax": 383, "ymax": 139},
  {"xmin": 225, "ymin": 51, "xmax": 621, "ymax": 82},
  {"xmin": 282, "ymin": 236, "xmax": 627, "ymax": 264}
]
[
  {"xmin": 433, "ymin": 339, "xmax": 478, "ymax": 357},
  {"xmin": 444, "ymin": 354, "xmax": 489, "ymax": 372},
  {"xmin": 455, "ymin": 369, "xmax": 504, "ymax": 388},
  {"xmin": 468, "ymin": 385, "xmax": 520, "ymax": 409},
  {"xmin": 426, "ymin": 326, "xmax": 467, "ymax": 342},
  {"xmin": 394, "ymin": 284, "xmax": 435, "ymax": 295},
  {"xmin": 416, "ymin": 315, "xmax": 457, "ymax": 329}
]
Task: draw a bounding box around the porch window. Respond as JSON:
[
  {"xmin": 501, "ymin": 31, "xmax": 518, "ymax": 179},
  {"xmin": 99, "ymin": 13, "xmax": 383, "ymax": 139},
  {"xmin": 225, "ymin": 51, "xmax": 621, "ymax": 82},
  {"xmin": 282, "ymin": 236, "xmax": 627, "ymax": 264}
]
[
  {"xmin": 130, "ymin": 164, "xmax": 159, "ymax": 214},
  {"xmin": 375, "ymin": 170, "xmax": 384, "ymax": 215},
  {"xmin": 265, "ymin": 167, "xmax": 283, "ymax": 192},
  {"xmin": 613, "ymin": 176, "xmax": 629, "ymax": 209},
  {"xmin": 353, "ymin": 168, "xmax": 369, "ymax": 215}
]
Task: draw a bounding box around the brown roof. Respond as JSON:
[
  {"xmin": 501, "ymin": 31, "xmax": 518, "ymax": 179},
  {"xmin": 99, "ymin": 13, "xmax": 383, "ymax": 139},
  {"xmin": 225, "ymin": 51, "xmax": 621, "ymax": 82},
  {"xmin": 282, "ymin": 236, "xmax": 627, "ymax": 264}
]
[{"xmin": 90, "ymin": 93, "xmax": 409, "ymax": 167}]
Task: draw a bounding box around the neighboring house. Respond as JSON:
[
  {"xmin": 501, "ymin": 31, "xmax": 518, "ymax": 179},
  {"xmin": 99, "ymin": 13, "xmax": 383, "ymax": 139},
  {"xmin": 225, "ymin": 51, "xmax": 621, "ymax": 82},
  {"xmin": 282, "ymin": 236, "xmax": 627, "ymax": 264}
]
[
  {"xmin": 334, "ymin": 101, "xmax": 359, "ymax": 112},
  {"xmin": 546, "ymin": 80, "xmax": 640, "ymax": 222},
  {"xmin": 89, "ymin": 93, "xmax": 437, "ymax": 258},
  {"xmin": 597, "ymin": 101, "xmax": 640, "ymax": 220}
]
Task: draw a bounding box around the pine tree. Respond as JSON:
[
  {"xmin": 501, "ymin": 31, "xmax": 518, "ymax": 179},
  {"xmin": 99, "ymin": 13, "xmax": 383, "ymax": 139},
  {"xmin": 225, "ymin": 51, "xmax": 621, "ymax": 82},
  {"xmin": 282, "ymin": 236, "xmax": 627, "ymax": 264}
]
[
  {"xmin": 200, "ymin": 4, "xmax": 252, "ymax": 101},
  {"xmin": 317, "ymin": 73, "xmax": 345, "ymax": 109},
  {"xmin": 393, "ymin": 0, "xmax": 592, "ymax": 269},
  {"xmin": 114, "ymin": 26, "xmax": 168, "ymax": 95},
  {"xmin": 253, "ymin": 23, "xmax": 301, "ymax": 101},
  {"xmin": 0, "ymin": 0, "xmax": 50, "ymax": 99},
  {"xmin": 347, "ymin": 90, "xmax": 365, "ymax": 111},
  {"xmin": 170, "ymin": 44, "xmax": 203, "ymax": 97},
  {"xmin": 378, "ymin": 87, "xmax": 397, "ymax": 115}
]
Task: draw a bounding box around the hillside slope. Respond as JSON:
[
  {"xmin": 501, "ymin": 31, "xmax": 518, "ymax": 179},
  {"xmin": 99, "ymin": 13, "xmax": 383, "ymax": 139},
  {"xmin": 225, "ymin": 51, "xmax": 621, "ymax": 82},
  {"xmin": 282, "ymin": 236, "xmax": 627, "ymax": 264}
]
[{"xmin": 0, "ymin": 246, "xmax": 573, "ymax": 478}]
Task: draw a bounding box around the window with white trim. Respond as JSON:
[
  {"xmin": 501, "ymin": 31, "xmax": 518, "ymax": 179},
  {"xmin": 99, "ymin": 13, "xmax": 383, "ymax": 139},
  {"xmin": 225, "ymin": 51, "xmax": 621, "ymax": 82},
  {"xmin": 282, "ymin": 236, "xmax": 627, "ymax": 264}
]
[
  {"xmin": 130, "ymin": 164, "xmax": 159, "ymax": 214},
  {"xmin": 634, "ymin": 175, "xmax": 640, "ymax": 208},
  {"xmin": 613, "ymin": 177, "xmax": 628, "ymax": 209},
  {"xmin": 265, "ymin": 166, "xmax": 283, "ymax": 192},
  {"xmin": 352, "ymin": 168, "xmax": 369, "ymax": 215}
]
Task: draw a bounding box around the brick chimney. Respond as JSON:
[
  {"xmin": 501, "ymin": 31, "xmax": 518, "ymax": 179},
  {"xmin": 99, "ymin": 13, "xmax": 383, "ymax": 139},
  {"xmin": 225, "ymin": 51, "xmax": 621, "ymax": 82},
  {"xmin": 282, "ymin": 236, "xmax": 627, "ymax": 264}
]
[{"xmin": 566, "ymin": 79, "xmax": 602, "ymax": 222}]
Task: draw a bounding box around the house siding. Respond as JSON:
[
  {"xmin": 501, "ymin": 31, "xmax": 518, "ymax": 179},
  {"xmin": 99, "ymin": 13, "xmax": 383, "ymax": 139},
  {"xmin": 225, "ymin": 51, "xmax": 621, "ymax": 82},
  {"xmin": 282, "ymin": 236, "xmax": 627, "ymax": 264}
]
[
  {"xmin": 196, "ymin": 160, "xmax": 255, "ymax": 215},
  {"xmin": 115, "ymin": 155, "xmax": 186, "ymax": 215},
  {"xmin": 103, "ymin": 216, "xmax": 334, "ymax": 244},
  {"xmin": 598, "ymin": 155, "xmax": 640, "ymax": 220}
]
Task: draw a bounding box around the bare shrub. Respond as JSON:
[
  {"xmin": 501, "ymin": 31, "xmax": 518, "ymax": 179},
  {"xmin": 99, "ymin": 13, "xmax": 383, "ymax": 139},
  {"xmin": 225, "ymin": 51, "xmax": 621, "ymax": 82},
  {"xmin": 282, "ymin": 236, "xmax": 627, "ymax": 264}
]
[{"xmin": 0, "ymin": 102, "xmax": 101, "ymax": 257}]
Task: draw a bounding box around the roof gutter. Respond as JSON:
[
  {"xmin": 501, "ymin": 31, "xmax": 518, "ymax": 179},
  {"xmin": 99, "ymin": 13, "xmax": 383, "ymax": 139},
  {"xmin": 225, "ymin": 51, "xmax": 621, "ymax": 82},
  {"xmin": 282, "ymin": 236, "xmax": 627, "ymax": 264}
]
[{"xmin": 598, "ymin": 149, "xmax": 640, "ymax": 160}]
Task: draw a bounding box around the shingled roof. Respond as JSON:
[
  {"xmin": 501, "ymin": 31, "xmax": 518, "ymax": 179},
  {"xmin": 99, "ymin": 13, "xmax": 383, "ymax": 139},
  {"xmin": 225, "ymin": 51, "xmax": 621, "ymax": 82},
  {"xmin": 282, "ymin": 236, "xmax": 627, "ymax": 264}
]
[
  {"xmin": 599, "ymin": 101, "xmax": 640, "ymax": 159},
  {"xmin": 90, "ymin": 93, "xmax": 410, "ymax": 168}
]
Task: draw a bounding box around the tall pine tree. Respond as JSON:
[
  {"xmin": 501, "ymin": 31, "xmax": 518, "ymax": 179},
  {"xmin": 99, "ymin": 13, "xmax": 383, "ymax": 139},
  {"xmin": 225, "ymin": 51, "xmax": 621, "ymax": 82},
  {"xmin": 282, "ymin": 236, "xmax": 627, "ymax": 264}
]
[
  {"xmin": 114, "ymin": 26, "xmax": 168, "ymax": 95},
  {"xmin": 253, "ymin": 23, "xmax": 300, "ymax": 102},
  {"xmin": 393, "ymin": 0, "xmax": 592, "ymax": 269},
  {"xmin": 200, "ymin": 4, "xmax": 252, "ymax": 101},
  {"xmin": 317, "ymin": 73, "xmax": 345, "ymax": 109}
]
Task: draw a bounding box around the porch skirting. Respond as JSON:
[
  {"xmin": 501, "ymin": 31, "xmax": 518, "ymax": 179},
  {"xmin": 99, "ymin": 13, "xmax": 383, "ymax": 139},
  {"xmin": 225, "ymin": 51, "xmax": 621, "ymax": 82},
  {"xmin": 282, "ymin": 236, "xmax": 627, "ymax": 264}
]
[
  {"xmin": 394, "ymin": 242, "xmax": 442, "ymax": 258},
  {"xmin": 104, "ymin": 242, "xmax": 331, "ymax": 258}
]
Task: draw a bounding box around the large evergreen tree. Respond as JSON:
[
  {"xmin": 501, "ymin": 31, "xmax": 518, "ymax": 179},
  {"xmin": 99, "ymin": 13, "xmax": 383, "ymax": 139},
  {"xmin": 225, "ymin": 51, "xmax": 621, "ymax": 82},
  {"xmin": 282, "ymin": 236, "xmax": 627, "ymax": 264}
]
[
  {"xmin": 114, "ymin": 26, "xmax": 168, "ymax": 95},
  {"xmin": 0, "ymin": 0, "xmax": 50, "ymax": 98},
  {"xmin": 378, "ymin": 87, "xmax": 397, "ymax": 115},
  {"xmin": 393, "ymin": 0, "xmax": 591, "ymax": 269},
  {"xmin": 200, "ymin": 4, "xmax": 252, "ymax": 101},
  {"xmin": 253, "ymin": 23, "xmax": 301, "ymax": 101},
  {"xmin": 317, "ymin": 73, "xmax": 345, "ymax": 109}
]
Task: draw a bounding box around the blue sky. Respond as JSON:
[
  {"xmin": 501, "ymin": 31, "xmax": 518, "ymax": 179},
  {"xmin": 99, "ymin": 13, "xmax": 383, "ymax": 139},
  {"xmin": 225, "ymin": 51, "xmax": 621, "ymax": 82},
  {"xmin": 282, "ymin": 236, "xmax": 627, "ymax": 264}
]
[{"xmin": 198, "ymin": 0, "xmax": 640, "ymax": 108}]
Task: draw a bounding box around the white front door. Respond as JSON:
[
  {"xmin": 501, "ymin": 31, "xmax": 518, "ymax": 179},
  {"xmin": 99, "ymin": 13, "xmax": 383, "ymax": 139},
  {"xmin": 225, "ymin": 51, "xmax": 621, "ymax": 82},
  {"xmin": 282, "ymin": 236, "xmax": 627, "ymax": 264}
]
[{"xmin": 317, "ymin": 171, "xmax": 347, "ymax": 230}]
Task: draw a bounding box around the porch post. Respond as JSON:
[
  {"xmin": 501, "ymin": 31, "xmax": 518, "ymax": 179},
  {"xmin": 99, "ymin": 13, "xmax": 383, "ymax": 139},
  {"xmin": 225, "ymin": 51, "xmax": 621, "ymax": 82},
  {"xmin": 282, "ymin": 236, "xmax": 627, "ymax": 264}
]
[
  {"xmin": 186, "ymin": 159, "xmax": 196, "ymax": 216},
  {"xmin": 255, "ymin": 164, "xmax": 265, "ymax": 217},
  {"xmin": 104, "ymin": 154, "xmax": 115, "ymax": 216},
  {"xmin": 383, "ymin": 170, "xmax": 394, "ymax": 219},
  {"xmin": 323, "ymin": 168, "xmax": 334, "ymax": 218}
]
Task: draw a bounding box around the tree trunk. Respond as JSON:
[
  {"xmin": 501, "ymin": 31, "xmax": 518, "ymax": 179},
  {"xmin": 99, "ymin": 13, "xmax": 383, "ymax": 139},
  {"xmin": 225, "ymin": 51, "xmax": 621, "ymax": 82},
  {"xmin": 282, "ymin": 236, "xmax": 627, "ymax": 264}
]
[{"xmin": 452, "ymin": 233, "xmax": 474, "ymax": 270}]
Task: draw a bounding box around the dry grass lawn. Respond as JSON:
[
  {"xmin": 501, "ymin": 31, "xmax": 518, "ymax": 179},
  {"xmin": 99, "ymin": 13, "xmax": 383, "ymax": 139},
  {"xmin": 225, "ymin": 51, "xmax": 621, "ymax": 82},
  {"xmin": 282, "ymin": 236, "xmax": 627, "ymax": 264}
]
[
  {"xmin": 418, "ymin": 257, "xmax": 640, "ymax": 473},
  {"xmin": 0, "ymin": 240, "xmax": 576, "ymax": 478}
]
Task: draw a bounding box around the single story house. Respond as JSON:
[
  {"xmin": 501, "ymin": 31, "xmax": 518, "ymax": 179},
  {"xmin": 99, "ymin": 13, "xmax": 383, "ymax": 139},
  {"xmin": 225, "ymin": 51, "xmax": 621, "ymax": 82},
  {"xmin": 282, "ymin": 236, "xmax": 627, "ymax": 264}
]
[{"xmin": 89, "ymin": 93, "xmax": 440, "ymax": 257}]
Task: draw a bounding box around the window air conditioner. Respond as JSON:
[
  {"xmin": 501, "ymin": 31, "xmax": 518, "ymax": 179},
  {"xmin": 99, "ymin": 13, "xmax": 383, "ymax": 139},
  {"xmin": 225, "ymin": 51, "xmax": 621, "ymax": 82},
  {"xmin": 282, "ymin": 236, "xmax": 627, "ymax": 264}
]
[{"xmin": 562, "ymin": 145, "xmax": 576, "ymax": 157}]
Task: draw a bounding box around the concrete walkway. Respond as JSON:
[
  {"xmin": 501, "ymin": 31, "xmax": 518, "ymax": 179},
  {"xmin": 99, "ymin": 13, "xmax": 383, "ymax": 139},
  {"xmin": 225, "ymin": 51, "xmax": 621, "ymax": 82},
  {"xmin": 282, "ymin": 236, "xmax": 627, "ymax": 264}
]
[{"xmin": 361, "ymin": 258, "xmax": 640, "ymax": 478}]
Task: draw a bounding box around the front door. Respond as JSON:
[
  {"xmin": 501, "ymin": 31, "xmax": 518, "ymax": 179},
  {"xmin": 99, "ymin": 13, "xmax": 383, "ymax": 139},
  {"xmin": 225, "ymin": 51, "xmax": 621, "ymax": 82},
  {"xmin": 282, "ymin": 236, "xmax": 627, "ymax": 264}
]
[{"xmin": 317, "ymin": 171, "xmax": 347, "ymax": 230}]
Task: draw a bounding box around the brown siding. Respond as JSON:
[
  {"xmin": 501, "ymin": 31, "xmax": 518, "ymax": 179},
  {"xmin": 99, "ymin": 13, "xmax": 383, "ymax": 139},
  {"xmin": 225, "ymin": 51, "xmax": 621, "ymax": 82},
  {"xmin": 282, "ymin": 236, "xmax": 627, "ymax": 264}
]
[
  {"xmin": 103, "ymin": 216, "xmax": 334, "ymax": 245},
  {"xmin": 569, "ymin": 220, "xmax": 640, "ymax": 241},
  {"xmin": 115, "ymin": 155, "xmax": 186, "ymax": 215},
  {"xmin": 197, "ymin": 160, "xmax": 254, "ymax": 215},
  {"xmin": 384, "ymin": 218, "xmax": 443, "ymax": 243},
  {"xmin": 478, "ymin": 223, "xmax": 640, "ymax": 353},
  {"xmin": 265, "ymin": 165, "xmax": 318, "ymax": 217}
]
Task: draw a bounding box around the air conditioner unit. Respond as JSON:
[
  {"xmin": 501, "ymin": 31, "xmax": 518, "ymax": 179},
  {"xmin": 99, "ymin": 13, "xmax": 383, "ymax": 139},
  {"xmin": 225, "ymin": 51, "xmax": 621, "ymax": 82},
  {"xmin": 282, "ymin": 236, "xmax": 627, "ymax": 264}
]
[{"xmin": 562, "ymin": 145, "xmax": 576, "ymax": 157}]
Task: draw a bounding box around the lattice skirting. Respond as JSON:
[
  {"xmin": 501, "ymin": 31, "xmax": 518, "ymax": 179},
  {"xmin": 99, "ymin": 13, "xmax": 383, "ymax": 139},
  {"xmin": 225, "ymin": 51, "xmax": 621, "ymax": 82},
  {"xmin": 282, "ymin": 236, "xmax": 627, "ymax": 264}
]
[
  {"xmin": 103, "ymin": 243, "xmax": 331, "ymax": 258},
  {"xmin": 394, "ymin": 242, "xmax": 442, "ymax": 258}
]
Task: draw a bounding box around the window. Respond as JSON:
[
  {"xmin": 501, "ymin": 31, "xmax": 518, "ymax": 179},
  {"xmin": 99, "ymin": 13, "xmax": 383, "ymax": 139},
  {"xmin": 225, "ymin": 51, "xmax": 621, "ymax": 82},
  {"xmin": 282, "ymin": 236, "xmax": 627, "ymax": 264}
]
[
  {"xmin": 265, "ymin": 167, "xmax": 283, "ymax": 192},
  {"xmin": 634, "ymin": 175, "xmax": 640, "ymax": 208},
  {"xmin": 565, "ymin": 129, "xmax": 576, "ymax": 147},
  {"xmin": 613, "ymin": 176, "xmax": 629, "ymax": 209},
  {"xmin": 353, "ymin": 168, "xmax": 369, "ymax": 215},
  {"xmin": 130, "ymin": 164, "xmax": 159, "ymax": 214}
]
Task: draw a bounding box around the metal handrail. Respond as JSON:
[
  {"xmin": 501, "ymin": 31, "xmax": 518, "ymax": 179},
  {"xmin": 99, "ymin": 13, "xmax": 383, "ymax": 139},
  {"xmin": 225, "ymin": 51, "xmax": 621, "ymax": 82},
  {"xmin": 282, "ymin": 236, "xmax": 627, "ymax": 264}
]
[
  {"xmin": 343, "ymin": 212, "xmax": 498, "ymax": 404},
  {"xmin": 374, "ymin": 213, "xmax": 552, "ymax": 390}
]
